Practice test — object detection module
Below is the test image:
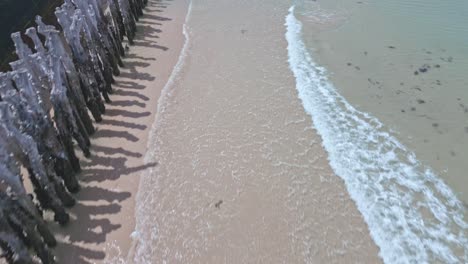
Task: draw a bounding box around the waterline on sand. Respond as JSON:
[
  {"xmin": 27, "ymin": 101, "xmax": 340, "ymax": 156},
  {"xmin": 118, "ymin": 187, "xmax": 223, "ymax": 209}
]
[
  {"xmin": 128, "ymin": 1, "xmax": 193, "ymax": 262},
  {"xmin": 286, "ymin": 6, "xmax": 467, "ymax": 264}
]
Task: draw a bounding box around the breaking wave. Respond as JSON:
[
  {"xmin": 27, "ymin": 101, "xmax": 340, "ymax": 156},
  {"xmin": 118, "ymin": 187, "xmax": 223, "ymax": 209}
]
[{"xmin": 285, "ymin": 6, "xmax": 467, "ymax": 264}]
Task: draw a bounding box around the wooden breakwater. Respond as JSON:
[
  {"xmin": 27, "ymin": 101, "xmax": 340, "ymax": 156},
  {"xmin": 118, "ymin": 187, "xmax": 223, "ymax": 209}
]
[{"xmin": 0, "ymin": 0, "xmax": 147, "ymax": 262}]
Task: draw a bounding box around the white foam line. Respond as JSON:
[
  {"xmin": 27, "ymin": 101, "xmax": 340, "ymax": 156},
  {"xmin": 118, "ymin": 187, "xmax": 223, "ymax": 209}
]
[
  {"xmin": 285, "ymin": 6, "xmax": 467, "ymax": 264},
  {"xmin": 147, "ymin": 0, "xmax": 193, "ymax": 137},
  {"xmin": 128, "ymin": 0, "xmax": 193, "ymax": 262}
]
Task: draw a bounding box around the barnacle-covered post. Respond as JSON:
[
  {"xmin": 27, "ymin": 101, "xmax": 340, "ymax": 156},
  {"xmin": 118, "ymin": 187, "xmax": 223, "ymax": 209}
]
[
  {"xmin": 0, "ymin": 0, "xmax": 149, "ymax": 261},
  {"xmin": 0, "ymin": 87, "xmax": 77, "ymax": 196},
  {"xmin": 118, "ymin": 0, "xmax": 137, "ymax": 44},
  {"xmin": 11, "ymin": 70, "xmax": 82, "ymax": 191},
  {"xmin": 0, "ymin": 192, "xmax": 55, "ymax": 264},
  {"xmin": 26, "ymin": 26, "xmax": 95, "ymax": 136},
  {"xmin": 0, "ymin": 150, "xmax": 56, "ymax": 248},
  {"xmin": 0, "ymin": 103, "xmax": 70, "ymax": 225},
  {"xmin": 49, "ymin": 55, "xmax": 91, "ymax": 158},
  {"xmin": 0, "ymin": 207, "xmax": 35, "ymax": 264},
  {"xmin": 89, "ymin": 0, "xmax": 125, "ymax": 65},
  {"xmin": 13, "ymin": 29, "xmax": 93, "ymax": 157},
  {"xmin": 10, "ymin": 33, "xmax": 53, "ymax": 115},
  {"xmin": 40, "ymin": 14, "xmax": 105, "ymax": 121},
  {"xmin": 107, "ymin": 0, "xmax": 127, "ymax": 56},
  {"xmin": 69, "ymin": 0, "xmax": 121, "ymax": 76},
  {"xmin": 57, "ymin": 7, "xmax": 113, "ymax": 104}
]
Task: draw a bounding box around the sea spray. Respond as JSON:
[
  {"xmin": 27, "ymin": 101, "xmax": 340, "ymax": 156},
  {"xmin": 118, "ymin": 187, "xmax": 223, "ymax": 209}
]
[{"xmin": 285, "ymin": 6, "xmax": 467, "ymax": 264}]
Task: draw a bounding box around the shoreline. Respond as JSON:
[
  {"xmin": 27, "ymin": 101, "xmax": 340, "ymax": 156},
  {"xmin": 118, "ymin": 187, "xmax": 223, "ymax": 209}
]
[
  {"xmin": 1, "ymin": 0, "xmax": 465, "ymax": 263},
  {"xmin": 127, "ymin": 0, "xmax": 193, "ymax": 261},
  {"xmin": 52, "ymin": 0, "xmax": 189, "ymax": 262},
  {"xmin": 286, "ymin": 6, "xmax": 467, "ymax": 262},
  {"xmin": 129, "ymin": 0, "xmax": 381, "ymax": 262}
]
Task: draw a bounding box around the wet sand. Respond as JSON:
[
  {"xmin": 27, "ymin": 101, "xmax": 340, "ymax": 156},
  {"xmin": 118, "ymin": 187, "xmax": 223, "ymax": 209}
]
[
  {"xmin": 131, "ymin": 0, "xmax": 381, "ymax": 263},
  {"xmin": 50, "ymin": 0, "xmax": 189, "ymax": 262}
]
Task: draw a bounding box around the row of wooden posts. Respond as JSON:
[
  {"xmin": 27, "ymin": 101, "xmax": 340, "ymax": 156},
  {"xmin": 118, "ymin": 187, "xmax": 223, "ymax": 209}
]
[{"xmin": 0, "ymin": 0, "xmax": 148, "ymax": 261}]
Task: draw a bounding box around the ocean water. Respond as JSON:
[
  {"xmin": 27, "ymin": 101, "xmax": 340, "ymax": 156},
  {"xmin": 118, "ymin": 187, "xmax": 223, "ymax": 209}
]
[
  {"xmin": 294, "ymin": 0, "xmax": 468, "ymax": 203},
  {"xmin": 289, "ymin": 0, "xmax": 468, "ymax": 262}
]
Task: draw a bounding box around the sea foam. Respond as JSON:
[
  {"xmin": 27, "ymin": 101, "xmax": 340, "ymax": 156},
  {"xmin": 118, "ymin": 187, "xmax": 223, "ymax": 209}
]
[
  {"xmin": 130, "ymin": 1, "xmax": 193, "ymax": 262},
  {"xmin": 285, "ymin": 6, "xmax": 467, "ymax": 264}
]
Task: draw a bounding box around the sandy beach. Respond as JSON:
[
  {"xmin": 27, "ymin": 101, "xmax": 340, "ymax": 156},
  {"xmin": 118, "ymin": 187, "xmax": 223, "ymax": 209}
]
[
  {"xmin": 50, "ymin": 0, "xmax": 189, "ymax": 262},
  {"xmin": 37, "ymin": 0, "xmax": 467, "ymax": 263},
  {"xmin": 0, "ymin": 0, "xmax": 466, "ymax": 263},
  {"xmin": 130, "ymin": 0, "xmax": 381, "ymax": 263}
]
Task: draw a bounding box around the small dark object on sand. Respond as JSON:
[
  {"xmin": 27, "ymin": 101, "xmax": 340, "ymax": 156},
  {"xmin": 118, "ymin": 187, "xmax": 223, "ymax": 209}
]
[
  {"xmin": 388, "ymin": 46, "xmax": 396, "ymax": 49},
  {"xmin": 411, "ymin": 107, "xmax": 416, "ymax": 111},
  {"xmin": 347, "ymin": 62, "xmax": 352, "ymax": 66},
  {"xmin": 434, "ymin": 64, "xmax": 441, "ymax": 68},
  {"xmin": 419, "ymin": 64, "xmax": 430, "ymax": 73},
  {"xmin": 417, "ymin": 99, "xmax": 425, "ymax": 104},
  {"xmin": 414, "ymin": 71, "xmax": 419, "ymax": 75},
  {"xmin": 432, "ymin": 123, "xmax": 439, "ymax": 128},
  {"xmin": 215, "ymin": 200, "xmax": 223, "ymax": 209}
]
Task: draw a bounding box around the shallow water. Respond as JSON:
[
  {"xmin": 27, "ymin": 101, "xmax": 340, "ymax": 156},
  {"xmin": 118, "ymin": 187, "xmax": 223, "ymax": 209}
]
[
  {"xmin": 132, "ymin": 0, "xmax": 380, "ymax": 262},
  {"xmin": 287, "ymin": 5, "xmax": 467, "ymax": 262},
  {"xmin": 294, "ymin": 0, "xmax": 468, "ymax": 204}
]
